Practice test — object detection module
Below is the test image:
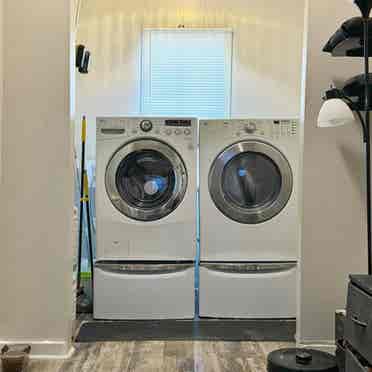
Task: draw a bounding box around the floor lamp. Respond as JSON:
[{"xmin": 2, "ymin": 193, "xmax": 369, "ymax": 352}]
[{"xmin": 319, "ymin": 0, "xmax": 372, "ymax": 275}]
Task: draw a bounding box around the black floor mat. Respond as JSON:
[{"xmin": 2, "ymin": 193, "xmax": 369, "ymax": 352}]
[{"xmin": 76, "ymin": 318, "xmax": 296, "ymax": 342}]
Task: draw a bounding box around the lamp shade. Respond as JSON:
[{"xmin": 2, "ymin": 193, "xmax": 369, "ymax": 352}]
[
  {"xmin": 323, "ymin": 17, "xmax": 372, "ymax": 57},
  {"xmin": 317, "ymin": 98, "xmax": 356, "ymax": 128},
  {"xmin": 342, "ymin": 73, "xmax": 372, "ymax": 110}
]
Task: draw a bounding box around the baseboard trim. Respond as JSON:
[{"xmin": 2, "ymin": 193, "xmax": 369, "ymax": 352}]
[
  {"xmin": 0, "ymin": 341, "xmax": 74, "ymax": 359},
  {"xmin": 297, "ymin": 341, "xmax": 336, "ymax": 354}
]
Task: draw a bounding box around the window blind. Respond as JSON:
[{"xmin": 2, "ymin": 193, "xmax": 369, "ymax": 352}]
[{"xmin": 141, "ymin": 29, "xmax": 232, "ymax": 119}]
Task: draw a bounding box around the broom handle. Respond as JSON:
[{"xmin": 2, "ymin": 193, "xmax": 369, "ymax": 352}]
[{"xmin": 77, "ymin": 116, "xmax": 87, "ymax": 292}]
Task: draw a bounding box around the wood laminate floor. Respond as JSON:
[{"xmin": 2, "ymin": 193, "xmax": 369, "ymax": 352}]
[{"xmin": 12, "ymin": 341, "xmax": 293, "ymax": 372}]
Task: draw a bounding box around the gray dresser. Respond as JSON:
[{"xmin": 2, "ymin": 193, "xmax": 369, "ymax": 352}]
[{"xmin": 345, "ymin": 275, "xmax": 372, "ymax": 372}]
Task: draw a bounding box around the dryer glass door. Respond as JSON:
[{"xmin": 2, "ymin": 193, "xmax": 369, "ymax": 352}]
[
  {"xmin": 209, "ymin": 141, "xmax": 293, "ymax": 224},
  {"xmin": 106, "ymin": 139, "xmax": 187, "ymax": 221}
]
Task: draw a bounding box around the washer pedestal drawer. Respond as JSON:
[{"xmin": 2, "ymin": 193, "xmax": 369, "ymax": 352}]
[
  {"xmin": 199, "ymin": 262, "xmax": 297, "ymax": 319},
  {"xmin": 93, "ymin": 261, "xmax": 195, "ymax": 320}
]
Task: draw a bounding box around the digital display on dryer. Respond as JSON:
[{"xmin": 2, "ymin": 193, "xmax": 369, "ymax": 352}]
[{"xmin": 165, "ymin": 119, "xmax": 192, "ymax": 127}]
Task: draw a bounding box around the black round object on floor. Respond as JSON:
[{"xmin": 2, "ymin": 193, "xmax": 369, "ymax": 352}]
[{"xmin": 267, "ymin": 349, "xmax": 338, "ymax": 372}]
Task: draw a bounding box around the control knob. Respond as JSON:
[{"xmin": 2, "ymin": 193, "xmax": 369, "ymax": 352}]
[
  {"xmin": 140, "ymin": 120, "xmax": 153, "ymax": 132},
  {"xmin": 244, "ymin": 122, "xmax": 257, "ymax": 134}
]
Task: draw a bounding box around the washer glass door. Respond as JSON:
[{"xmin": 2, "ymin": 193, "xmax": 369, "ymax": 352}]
[
  {"xmin": 209, "ymin": 141, "xmax": 293, "ymax": 224},
  {"xmin": 106, "ymin": 139, "xmax": 187, "ymax": 221}
]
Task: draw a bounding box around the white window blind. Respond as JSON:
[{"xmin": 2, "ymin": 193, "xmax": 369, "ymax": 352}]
[{"xmin": 141, "ymin": 29, "xmax": 232, "ymax": 118}]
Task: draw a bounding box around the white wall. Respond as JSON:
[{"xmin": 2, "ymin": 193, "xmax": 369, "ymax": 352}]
[
  {"xmin": 0, "ymin": 0, "xmax": 2, "ymax": 182},
  {"xmin": 0, "ymin": 0, "xmax": 364, "ymax": 352},
  {"xmin": 0, "ymin": 0, "xmax": 74, "ymax": 357},
  {"xmin": 76, "ymin": 0, "xmax": 305, "ymax": 160},
  {"xmin": 299, "ymin": 0, "xmax": 368, "ymax": 346}
]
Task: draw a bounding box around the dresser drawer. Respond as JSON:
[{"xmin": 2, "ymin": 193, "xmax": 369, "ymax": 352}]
[
  {"xmin": 346, "ymin": 347, "xmax": 369, "ymax": 372},
  {"xmin": 345, "ymin": 283, "xmax": 372, "ymax": 365}
]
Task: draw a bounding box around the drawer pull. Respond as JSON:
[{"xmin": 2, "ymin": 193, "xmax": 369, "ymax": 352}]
[{"xmin": 352, "ymin": 316, "xmax": 368, "ymax": 328}]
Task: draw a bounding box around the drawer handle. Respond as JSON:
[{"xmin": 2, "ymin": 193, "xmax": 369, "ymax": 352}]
[{"xmin": 352, "ymin": 316, "xmax": 368, "ymax": 328}]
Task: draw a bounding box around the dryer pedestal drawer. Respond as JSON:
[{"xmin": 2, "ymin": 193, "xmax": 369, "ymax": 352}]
[
  {"xmin": 94, "ymin": 262, "xmax": 195, "ymax": 320},
  {"xmin": 199, "ymin": 262, "xmax": 297, "ymax": 319},
  {"xmin": 345, "ymin": 281, "xmax": 372, "ymax": 365}
]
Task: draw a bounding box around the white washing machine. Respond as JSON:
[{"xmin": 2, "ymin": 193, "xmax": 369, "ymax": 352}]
[
  {"xmin": 94, "ymin": 117, "xmax": 197, "ymax": 320},
  {"xmin": 199, "ymin": 119, "xmax": 300, "ymax": 319}
]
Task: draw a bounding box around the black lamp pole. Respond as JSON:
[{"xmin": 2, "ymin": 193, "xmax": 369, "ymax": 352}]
[
  {"xmin": 363, "ymin": 17, "xmax": 372, "ymax": 275},
  {"xmin": 355, "ymin": 0, "xmax": 372, "ymax": 274}
]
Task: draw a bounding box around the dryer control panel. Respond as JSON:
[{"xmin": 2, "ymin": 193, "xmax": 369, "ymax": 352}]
[
  {"xmin": 97, "ymin": 117, "xmax": 197, "ymax": 142},
  {"xmin": 200, "ymin": 119, "xmax": 298, "ymax": 141}
]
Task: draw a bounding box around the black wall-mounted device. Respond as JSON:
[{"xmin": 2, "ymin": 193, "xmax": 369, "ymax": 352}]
[
  {"xmin": 79, "ymin": 51, "xmax": 90, "ymax": 74},
  {"xmin": 76, "ymin": 44, "xmax": 91, "ymax": 74}
]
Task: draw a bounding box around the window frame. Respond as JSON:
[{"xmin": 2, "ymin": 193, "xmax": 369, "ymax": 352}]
[{"xmin": 140, "ymin": 28, "xmax": 233, "ymax": 118}]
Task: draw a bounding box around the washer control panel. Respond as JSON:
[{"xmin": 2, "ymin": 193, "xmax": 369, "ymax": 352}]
[
  {"xmin": 270, "ymin": 119, "xmax": 298, "ymax": 138},
  {"xmin": 97, "ymin": 117, "xmax": 196, "ymax": 141}
]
